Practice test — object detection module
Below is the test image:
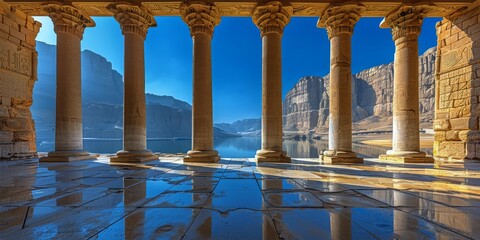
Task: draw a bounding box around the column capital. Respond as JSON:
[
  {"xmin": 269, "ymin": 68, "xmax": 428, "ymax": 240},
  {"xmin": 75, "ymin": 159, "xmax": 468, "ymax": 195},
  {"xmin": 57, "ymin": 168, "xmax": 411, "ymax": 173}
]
[
  {"xmin": 252, "ymin": 1, "xmax": 292, "ymax": 36},
  {"xmin": 317, "ymin": 4, "xmax": 365, "ymax": 39},
  {"xmin": 108, "ymin": 3, "xmax": 156, "ymax": 39},
  {"xmin": 43, "ymin": 3, "xmax": 95, "ymax": 39},
  {"xmin": 180, "ymin": 1, "xmax": 221, "ymax": 38},
  {"xmin": 380, "ymin": 4, "xmax": 435, "ymax": 41}
]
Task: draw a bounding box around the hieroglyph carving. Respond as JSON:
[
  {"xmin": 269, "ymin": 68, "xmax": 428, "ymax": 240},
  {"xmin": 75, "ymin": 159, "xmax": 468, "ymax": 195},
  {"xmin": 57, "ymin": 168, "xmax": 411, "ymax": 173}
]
[
  {"xmin": 0, "ymin": 44, "xmax": 32, "ymax": 77},
  {"xmin": 180, "ymin": 1, "xmax": 220, "ymax": 37},
  {"xmin": 43, "ymin": 3, "xmax": 95, "ymax": 39},
  {"xmin": 252, "ymin": 1, "xmax": 293, "ymax": 36},
  {"xmin": 380, "ymin": 4, "xmax": 435, "ymax": 40},
  {"xmin": 108, "ymin": 3, "xmax": 156, "ymax": 39},
  {"xmin": 317, "ymin": 4, "xmax": 365, "ymax": 39}
]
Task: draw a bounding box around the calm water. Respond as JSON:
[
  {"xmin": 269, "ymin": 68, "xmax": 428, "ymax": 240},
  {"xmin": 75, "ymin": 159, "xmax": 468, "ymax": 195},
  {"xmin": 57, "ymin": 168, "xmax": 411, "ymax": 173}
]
[{"xmin": 36, "ymin": 136, "xmax": 433, "ymax": 158}]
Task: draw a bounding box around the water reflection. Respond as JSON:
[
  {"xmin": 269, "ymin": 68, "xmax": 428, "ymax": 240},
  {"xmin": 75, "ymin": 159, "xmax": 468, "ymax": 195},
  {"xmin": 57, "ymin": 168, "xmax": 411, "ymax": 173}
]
[{"xmin": 36, "ymin": 136, "xmax": 432, "ymax": 158}]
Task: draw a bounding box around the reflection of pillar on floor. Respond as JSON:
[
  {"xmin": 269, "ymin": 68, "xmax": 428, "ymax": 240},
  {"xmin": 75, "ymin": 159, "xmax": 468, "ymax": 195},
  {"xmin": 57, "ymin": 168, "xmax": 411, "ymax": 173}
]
[
  {"xmin": 393, "ymin": 186, "xmax": 418, "ymax": 239},
  {"xmin": 123, "ymin": 176, "xmax": 146, "ymax": 238},
  {"xmin": 192, "ymin": 171, "xmax": 212, "ymax": 237},
  {"xmin": 253, "ymin": 1, "xmax": 292, "ymax": 163},
  {"xmin": 262, "ymin": 179, "xmax": 282, "ymax": 239},
  {"xmin": 108, "ymin": 3, "xmax": 158, "ymax": 163},
  {"xmin": 379, "ymin": 4, "xmax": 434, "ymax": 163},
  {"xmin": 40, "ymin": 3, "xmax": 96, "ymax": 162},
  {"xmin": 330, "ymin": 208, "xmax": 352, "ymax": 240},
  {"xmin": 180, "ymin": 1, "xmax": 220, "ymax": 163},
  {"xmin": 317, "ymin": 4, "xmax": 364, "ymax": 164}
]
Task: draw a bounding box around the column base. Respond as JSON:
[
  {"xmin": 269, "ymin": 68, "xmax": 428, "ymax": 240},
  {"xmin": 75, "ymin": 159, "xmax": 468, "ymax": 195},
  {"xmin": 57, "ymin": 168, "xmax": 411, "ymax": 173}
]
[
  {"xmin": 184, "ymin": 150, "xmax": 220, "ymax": 163},
  {"xmin": 110, "ymin": 150, "xmax": 158, "ymax": 163},
  {"xmin": 40, "ymin": 150, "xmax": 97, "ymax": 162},
  {"xmin": 320, "ymin": 150, "xmax": 363, "ymax": 164},
  {"xmin": 379, "ymin": 150, "xmax": 434, "ymax": 163},
  {"xmin": 255, "ymin": 150, "xmax": 291, "ymax": 163}
]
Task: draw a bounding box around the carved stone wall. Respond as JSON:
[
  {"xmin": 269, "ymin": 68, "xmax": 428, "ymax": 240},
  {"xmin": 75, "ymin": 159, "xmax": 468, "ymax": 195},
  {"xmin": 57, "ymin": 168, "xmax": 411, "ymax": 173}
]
[
  {"xmin": 0, "ymin": 2, "xmax": 40, "ymax": 159},
  {"xmin": 434, "ymin": 1, "xmax": 480, "ymax": 161}
]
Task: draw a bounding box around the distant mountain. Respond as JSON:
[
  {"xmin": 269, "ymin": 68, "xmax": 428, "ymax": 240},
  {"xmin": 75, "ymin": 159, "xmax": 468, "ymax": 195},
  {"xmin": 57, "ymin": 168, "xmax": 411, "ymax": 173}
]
[
  {"xmin": 283, "ymin": 47, "xmax": 436, "ymax": 133},
  {"xmin": 214, "ymin": 118, "xmax": 261, "ymax": 136},
  {"xmin": 32, "ymin": 41, "xmax": 236, "ymax": 141}
]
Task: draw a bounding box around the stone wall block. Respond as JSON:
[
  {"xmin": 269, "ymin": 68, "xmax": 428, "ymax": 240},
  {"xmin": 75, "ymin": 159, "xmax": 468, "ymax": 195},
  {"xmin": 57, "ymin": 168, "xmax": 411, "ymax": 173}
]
[
  {"xmin": 435, "ymin": 131, "xmax": 446, "ymax": 141},
  {"xmin": 8, "ymin": 107, "xmax": 30, "ymax": 118},
  {"xmin": 13, "ymin": 131, "xmax": 32, "ymax": 141},
  {"xmin": 0, "ymin": 130, "xmax": 13, "ymax": 142},
  {"xmin": 1, "ymin": 118, "xmax": 27, "ymax": 131},
  {"xmin": 446, "ymin": 130, "xmax": 460, "ymax": 140},
  {"xmin": 434, "ymin": 119, "xmax": 451, "ymax": 130},
  {"xmin": 466, "ymin": 142, "xmax": 477, "ymax": 159},
  {"xmin": 450, "ymin": 117, "xmax": 478, "ymax": 130},
  {"xmin": 0, "ymin": 143, "xmax": 13, "ymax": 158}
]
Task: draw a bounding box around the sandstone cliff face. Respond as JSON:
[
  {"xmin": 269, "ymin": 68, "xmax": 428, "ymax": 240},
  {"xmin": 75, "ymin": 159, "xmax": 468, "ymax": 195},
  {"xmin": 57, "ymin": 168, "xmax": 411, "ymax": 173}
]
[
  {"xmin": 282, "ymin": 47, "xmax": 437, "ymax": 133},
  {"xmin": 283, "ymin": 76, "xmax": 323, "ymax": 131}
]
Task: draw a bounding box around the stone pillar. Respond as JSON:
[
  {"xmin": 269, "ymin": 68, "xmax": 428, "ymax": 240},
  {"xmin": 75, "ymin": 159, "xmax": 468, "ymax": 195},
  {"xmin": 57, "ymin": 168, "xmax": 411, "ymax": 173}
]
[
  {"xmin": 108, "ymin": 3, "xmax": 158, "ymax": 163},
  {"xmin": 40, "ymin": 3, "xmax": 96, "ymax": 162},
  {"xmin": 380, "ymin": 5, "xmax": 434, "ymax": 163},
  {"xmin": 317, "ymin": 4, "xmax": 364, "ymax": 164},
  {"xmin": 180, "ymin": 1, "xmax": 220, "ymax": 163},
  {"xmin": 253, "ymin": 1, "xmax": 292, "ymax": 163}
]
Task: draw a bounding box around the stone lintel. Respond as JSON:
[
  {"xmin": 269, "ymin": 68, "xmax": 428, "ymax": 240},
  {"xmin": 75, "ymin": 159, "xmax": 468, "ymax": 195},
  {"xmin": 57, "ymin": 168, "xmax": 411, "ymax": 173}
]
[
  {"xmin": 379, "ymin": 154, "xmax": 435, "ymax": 163},
  {"xmin": 252, "ymin": 1, "xmax": 292, "ymax": 36}
]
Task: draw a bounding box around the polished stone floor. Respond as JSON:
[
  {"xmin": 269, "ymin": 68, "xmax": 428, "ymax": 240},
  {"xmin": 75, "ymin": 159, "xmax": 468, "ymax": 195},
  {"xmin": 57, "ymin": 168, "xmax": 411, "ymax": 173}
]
[{"xmin": 1, "ymin": 156, "xmax": 480, "ymax": 239}]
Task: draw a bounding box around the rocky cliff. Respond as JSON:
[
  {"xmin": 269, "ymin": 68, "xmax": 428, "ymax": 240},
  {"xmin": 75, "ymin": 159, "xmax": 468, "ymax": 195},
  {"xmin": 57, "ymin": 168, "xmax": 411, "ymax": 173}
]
[
  {"xmin": 32, "ymin": 41, "xmax": 216, "ymax": 142},
  {"xmin": 282, "ymin": 47, "xmax": 437, "ymax": 133},
  {"xmin": 214, "ymin": 118, "xmax": 261, "ymax": 136}
]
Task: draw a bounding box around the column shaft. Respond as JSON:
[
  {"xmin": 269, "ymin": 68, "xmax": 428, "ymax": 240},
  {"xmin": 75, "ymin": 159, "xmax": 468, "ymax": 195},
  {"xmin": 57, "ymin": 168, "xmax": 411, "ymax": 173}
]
[
  {"xmin": 392, "ymin": 36, "xmax": 420, "ymax": 152},
  {"xmin": 55, "ymin": 32, "xmax": 83, "ymax": 152},
  {"xmin": 379, "ymin": 4, "xmax": 434, "ymax": 163},
  {"xmin": 328, "ymin": 33, "xmax": 353, "ymax": 152},
  {"xmin": 317, "ymin": 4, "xmax": 364, "ymax": 164},
  {"xmin": 253, "ymin": 1, "xmax": 292, "ymax": 163},
  {"xmin": 261, "ymin": 32, "xmax": 283, "ymax": 151},
  {"xmin": 40, "ymin": 3, "xmax": 96, "ymax": 162},
  {"xmin": 123, "ymin": 32, "xmax": 147, "ymax": 151},
  {"xmin": 108, "ymin": 3, "xmax": 157, "ymax": 163},
  {"xmin": 181, "ymin": 1, "xmax": 220, "ymax": 162},
  {"xmin": 192, "ymin": 33, "xmax": 214, "ymax": 151}
]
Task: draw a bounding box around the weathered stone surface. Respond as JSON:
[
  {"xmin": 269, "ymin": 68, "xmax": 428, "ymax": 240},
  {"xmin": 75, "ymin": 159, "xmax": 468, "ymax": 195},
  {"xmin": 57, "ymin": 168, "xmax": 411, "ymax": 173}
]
[
  {"xmin": 0, "ymin": 130, "xmax": 13, "ymax": 142},
  {"xmin": 282, "ymin": 47, "xmax": 436, "ymax": 133},
  {"xmin": 283, "ymin": 76, "xmax": 322, "ymax": 132}
]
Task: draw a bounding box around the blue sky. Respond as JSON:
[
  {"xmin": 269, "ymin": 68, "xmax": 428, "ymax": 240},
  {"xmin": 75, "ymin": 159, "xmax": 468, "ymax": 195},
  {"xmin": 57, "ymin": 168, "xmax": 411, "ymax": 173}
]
[{"xmin": 35, "ymin": 16, "xmax": 440, "ymax": 123}]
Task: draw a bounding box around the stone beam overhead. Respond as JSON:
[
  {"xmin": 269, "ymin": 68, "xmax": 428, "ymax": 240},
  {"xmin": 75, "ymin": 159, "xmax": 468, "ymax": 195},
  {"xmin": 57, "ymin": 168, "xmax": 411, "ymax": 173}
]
[{"xmin": 5, "ymin": 1, "xmax": 474, "ymax": 17}]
